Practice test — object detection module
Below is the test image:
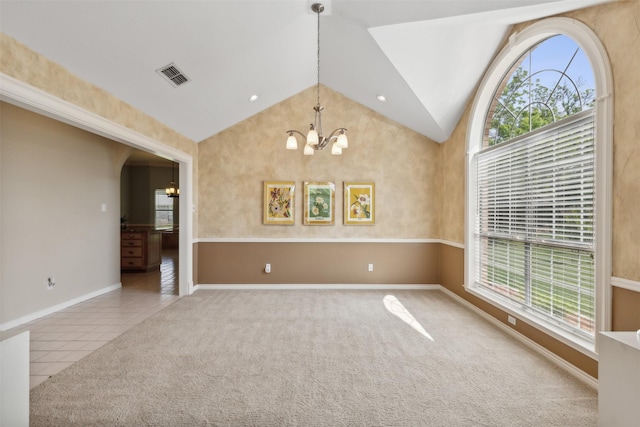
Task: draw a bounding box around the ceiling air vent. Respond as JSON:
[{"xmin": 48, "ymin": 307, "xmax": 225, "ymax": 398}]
[{"xmin": 156, "ymin": 63, "xmax": 190, "ymax": 87}]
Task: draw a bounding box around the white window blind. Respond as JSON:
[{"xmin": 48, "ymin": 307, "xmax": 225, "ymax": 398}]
[{"xmin": 475, "ymin": 109, "xmax": 595, "ymax": 338}]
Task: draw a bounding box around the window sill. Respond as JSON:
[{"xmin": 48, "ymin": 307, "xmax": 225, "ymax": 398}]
[{"xmin": 465, "ymin": 285, "xmax": 597, "ymax": 360}]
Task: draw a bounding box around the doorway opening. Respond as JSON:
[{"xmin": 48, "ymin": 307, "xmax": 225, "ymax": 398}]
[{"xmin": 120, "ymin": 151, "xmax": 180, "ymax": 295}]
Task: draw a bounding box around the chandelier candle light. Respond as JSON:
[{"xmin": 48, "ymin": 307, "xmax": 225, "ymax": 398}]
[
  {"xmin": 165, "ymin": 162, "xmax": 179, "ymax": 198},
  {"xmin": 286, "ymin": 2, "xmax": 348, "ymax": 155}
]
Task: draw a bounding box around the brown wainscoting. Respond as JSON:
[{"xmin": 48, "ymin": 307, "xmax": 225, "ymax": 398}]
[
  {"xmin": 193, "ymin": 241, "xmax": 199, "ymax": 286},
  {"xmin": 196, "ymin": 241, "xmax": 440, "ymax": 285},
  {"xmin": 439, "ymin": 243, "xmax": 598, "ymax": 379},
  {"xmin": 612, "ymin": 286, "xmax": 640, "ymax": 331}
]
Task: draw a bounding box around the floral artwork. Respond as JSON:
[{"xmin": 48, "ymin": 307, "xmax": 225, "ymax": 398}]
[
  {"xmin": 263, "ymin": 181, "xmax": 295, "ymax": 225},
  {"xmin": 344, "ymin": 182, "xmax": 375, "ymax": 225},
  {"xmin": 304, "ymin": 182, "xmax": 335, "ymax": 225}
]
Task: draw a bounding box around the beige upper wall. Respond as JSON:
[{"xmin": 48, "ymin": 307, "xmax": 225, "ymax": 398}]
[
  {"xmin": 440, "ymin": 106, "xmax": 468, "ymax": 244},
  {"xmin": 198, "ymin": 85, "xmax": 442, "ymax": 239},
  {"xmin": 440, "ymin": 1, "xmax": 640, "ymax": 282},
  {"xmin": 579, "ymin": 0, "xmax": 640, "ymax": 282}
]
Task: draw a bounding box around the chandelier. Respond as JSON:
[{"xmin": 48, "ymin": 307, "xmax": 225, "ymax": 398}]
[
  {"xmin": 165, "ymin": 162, "xmax": 179, "ymax": 198},
  {"xmin": 286, "ymin": 2, "xmax": 348, "ymax": 155}
]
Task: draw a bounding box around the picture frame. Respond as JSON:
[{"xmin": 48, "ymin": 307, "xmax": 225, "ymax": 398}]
[
  {"xmin": 263, "ymin": 181, "xmax": 295, "ymax": 225},
  {"xmin": 344, "ymin": 181, "xmax": 375, "ymax": 225},
  {"xmin": 303, "ymin": 181, "xmax": 335, "ymax": 225}
]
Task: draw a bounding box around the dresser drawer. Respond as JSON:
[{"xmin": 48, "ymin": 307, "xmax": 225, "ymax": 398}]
[
  {"xmin": 121, "ymin": 230, "xmax": 161, "ymax": 272},
  {"xmin": 121, "ymin": 247, "xmax": 143, "ymax": 257},
  {"xmin": 122, "ymin": 233, "xmax": 143, "ymax": 240},
  {"xmin": 122, "ymin": 239, "xmax": 142, "ymax": 247},
  {"xmin": 121, "ymin": 258, "xmax": 143, "ymax": 268}
]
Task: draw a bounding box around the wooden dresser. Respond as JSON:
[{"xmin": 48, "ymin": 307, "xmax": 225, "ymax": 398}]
[{"xmin": 121, "ymin": 230, "xmax": 162, "ymax": 271}]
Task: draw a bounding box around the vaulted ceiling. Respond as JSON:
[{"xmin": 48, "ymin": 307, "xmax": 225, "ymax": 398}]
[{"xmin": 0, "ymin": 0, "xmax": 612, "ymax": 143}]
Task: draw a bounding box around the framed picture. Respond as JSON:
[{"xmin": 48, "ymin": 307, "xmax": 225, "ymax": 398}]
[
  {"xmin": 263, "ymin": 181, "xmax": 295, "ymax": 225},
  {"xmin": 303, "ymin": 181, "xmax": 335, "ymax": 225},
  {"xmin": 344, "ymin": 181, "xmax": 375, "ymax": 225}
]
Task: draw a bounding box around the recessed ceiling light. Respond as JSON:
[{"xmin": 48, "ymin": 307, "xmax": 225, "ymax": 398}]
[
  {"xmin": 248, "ymin": 94, "xmax": 259, "ymax": 102},
  {"xmin": 376, "ymin": 95, "xmax": 387, "ymax": 102}
]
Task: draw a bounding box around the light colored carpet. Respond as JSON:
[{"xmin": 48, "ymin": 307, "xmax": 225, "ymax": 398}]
[{"xmin": 30, "ymin": 290, "xmax": 597, "ymax": 426}]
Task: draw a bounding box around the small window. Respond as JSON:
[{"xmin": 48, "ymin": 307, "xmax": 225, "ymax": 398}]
[{"xmin": 155, "ymin": 189, "xmax": 174, "ymax": 230}]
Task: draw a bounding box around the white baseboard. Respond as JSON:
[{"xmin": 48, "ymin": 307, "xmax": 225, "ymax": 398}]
[
  {"xmin": 194, "ymin": 284, "xmax": 440, "ymax": 291},
  {"xmin": 438, "ymin": 286, "xmax": 598, "ymax": 390},
  {"xmin": 0, "ymin": 283, "xmax": 122, "ymax": 331}
]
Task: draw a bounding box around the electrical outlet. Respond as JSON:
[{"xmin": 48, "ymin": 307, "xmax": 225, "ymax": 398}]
[
  {"xmin": 368, "ymin": 264, "xmax": 374, "ymax": 272},
  {"xmin": 47, "ymin": 277, "xmax": 56, "ymax": 289},
  {"xmin": 508, "ymin": 315, "xmax": 516, "ymax": 325},
  {"xmin": 265, "ymin": 263, "xmax": 271, "ymax": 274}
]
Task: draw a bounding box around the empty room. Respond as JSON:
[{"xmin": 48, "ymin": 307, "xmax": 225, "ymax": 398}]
[{"xmin": 1, "ymin": 0, "xmax": 639, "ymax": 425}]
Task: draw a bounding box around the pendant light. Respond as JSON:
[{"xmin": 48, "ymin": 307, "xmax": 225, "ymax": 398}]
[
  {"xmin": 285, "ymin": 3, "xmax": 348, "ymax": 155},
  {"xmin": 165, "ymin": 162, "xmax": 179, "ymax": 198}
]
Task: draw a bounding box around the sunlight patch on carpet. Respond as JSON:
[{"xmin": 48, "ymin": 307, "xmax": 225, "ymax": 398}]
[{"xmin": 383, "ymin": 295, "xmax": 433, "ymax": 341}]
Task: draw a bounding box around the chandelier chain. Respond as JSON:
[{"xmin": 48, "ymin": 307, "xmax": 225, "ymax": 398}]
[
  {"xmin": 284, "ymin": 3, "xmax": 348, "ymax": 155},
  {"xmin": 316, "ymin": 6, "xmax": 321, "ymax": 107}
]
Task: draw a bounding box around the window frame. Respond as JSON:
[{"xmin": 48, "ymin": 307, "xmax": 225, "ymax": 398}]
[
  {"xmin": 465, "ymin": 18, "xmax": 613, "ymax": 358},
  {"xmin": 154, "ymin": 189, "xmax": 175, "ymax": 230}
]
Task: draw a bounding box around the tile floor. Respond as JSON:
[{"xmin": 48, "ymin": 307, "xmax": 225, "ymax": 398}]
[{"xmin": 1, "ymin": 249, "xmax": 180, "ymax": 389}]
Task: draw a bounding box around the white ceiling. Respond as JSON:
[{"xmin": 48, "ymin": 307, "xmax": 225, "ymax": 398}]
[{"xmin": 0, "ymin": 0, "xmax": 612, "ymax": 143}]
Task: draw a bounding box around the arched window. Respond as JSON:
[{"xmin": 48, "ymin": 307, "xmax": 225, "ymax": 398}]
[
  {"xmin": 486, "ymin": 35, "xmax": 595, "ymax": 147},
  {"xmin": 465, "ymin": 18, "xmax": 612, "ymax": 356}
]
